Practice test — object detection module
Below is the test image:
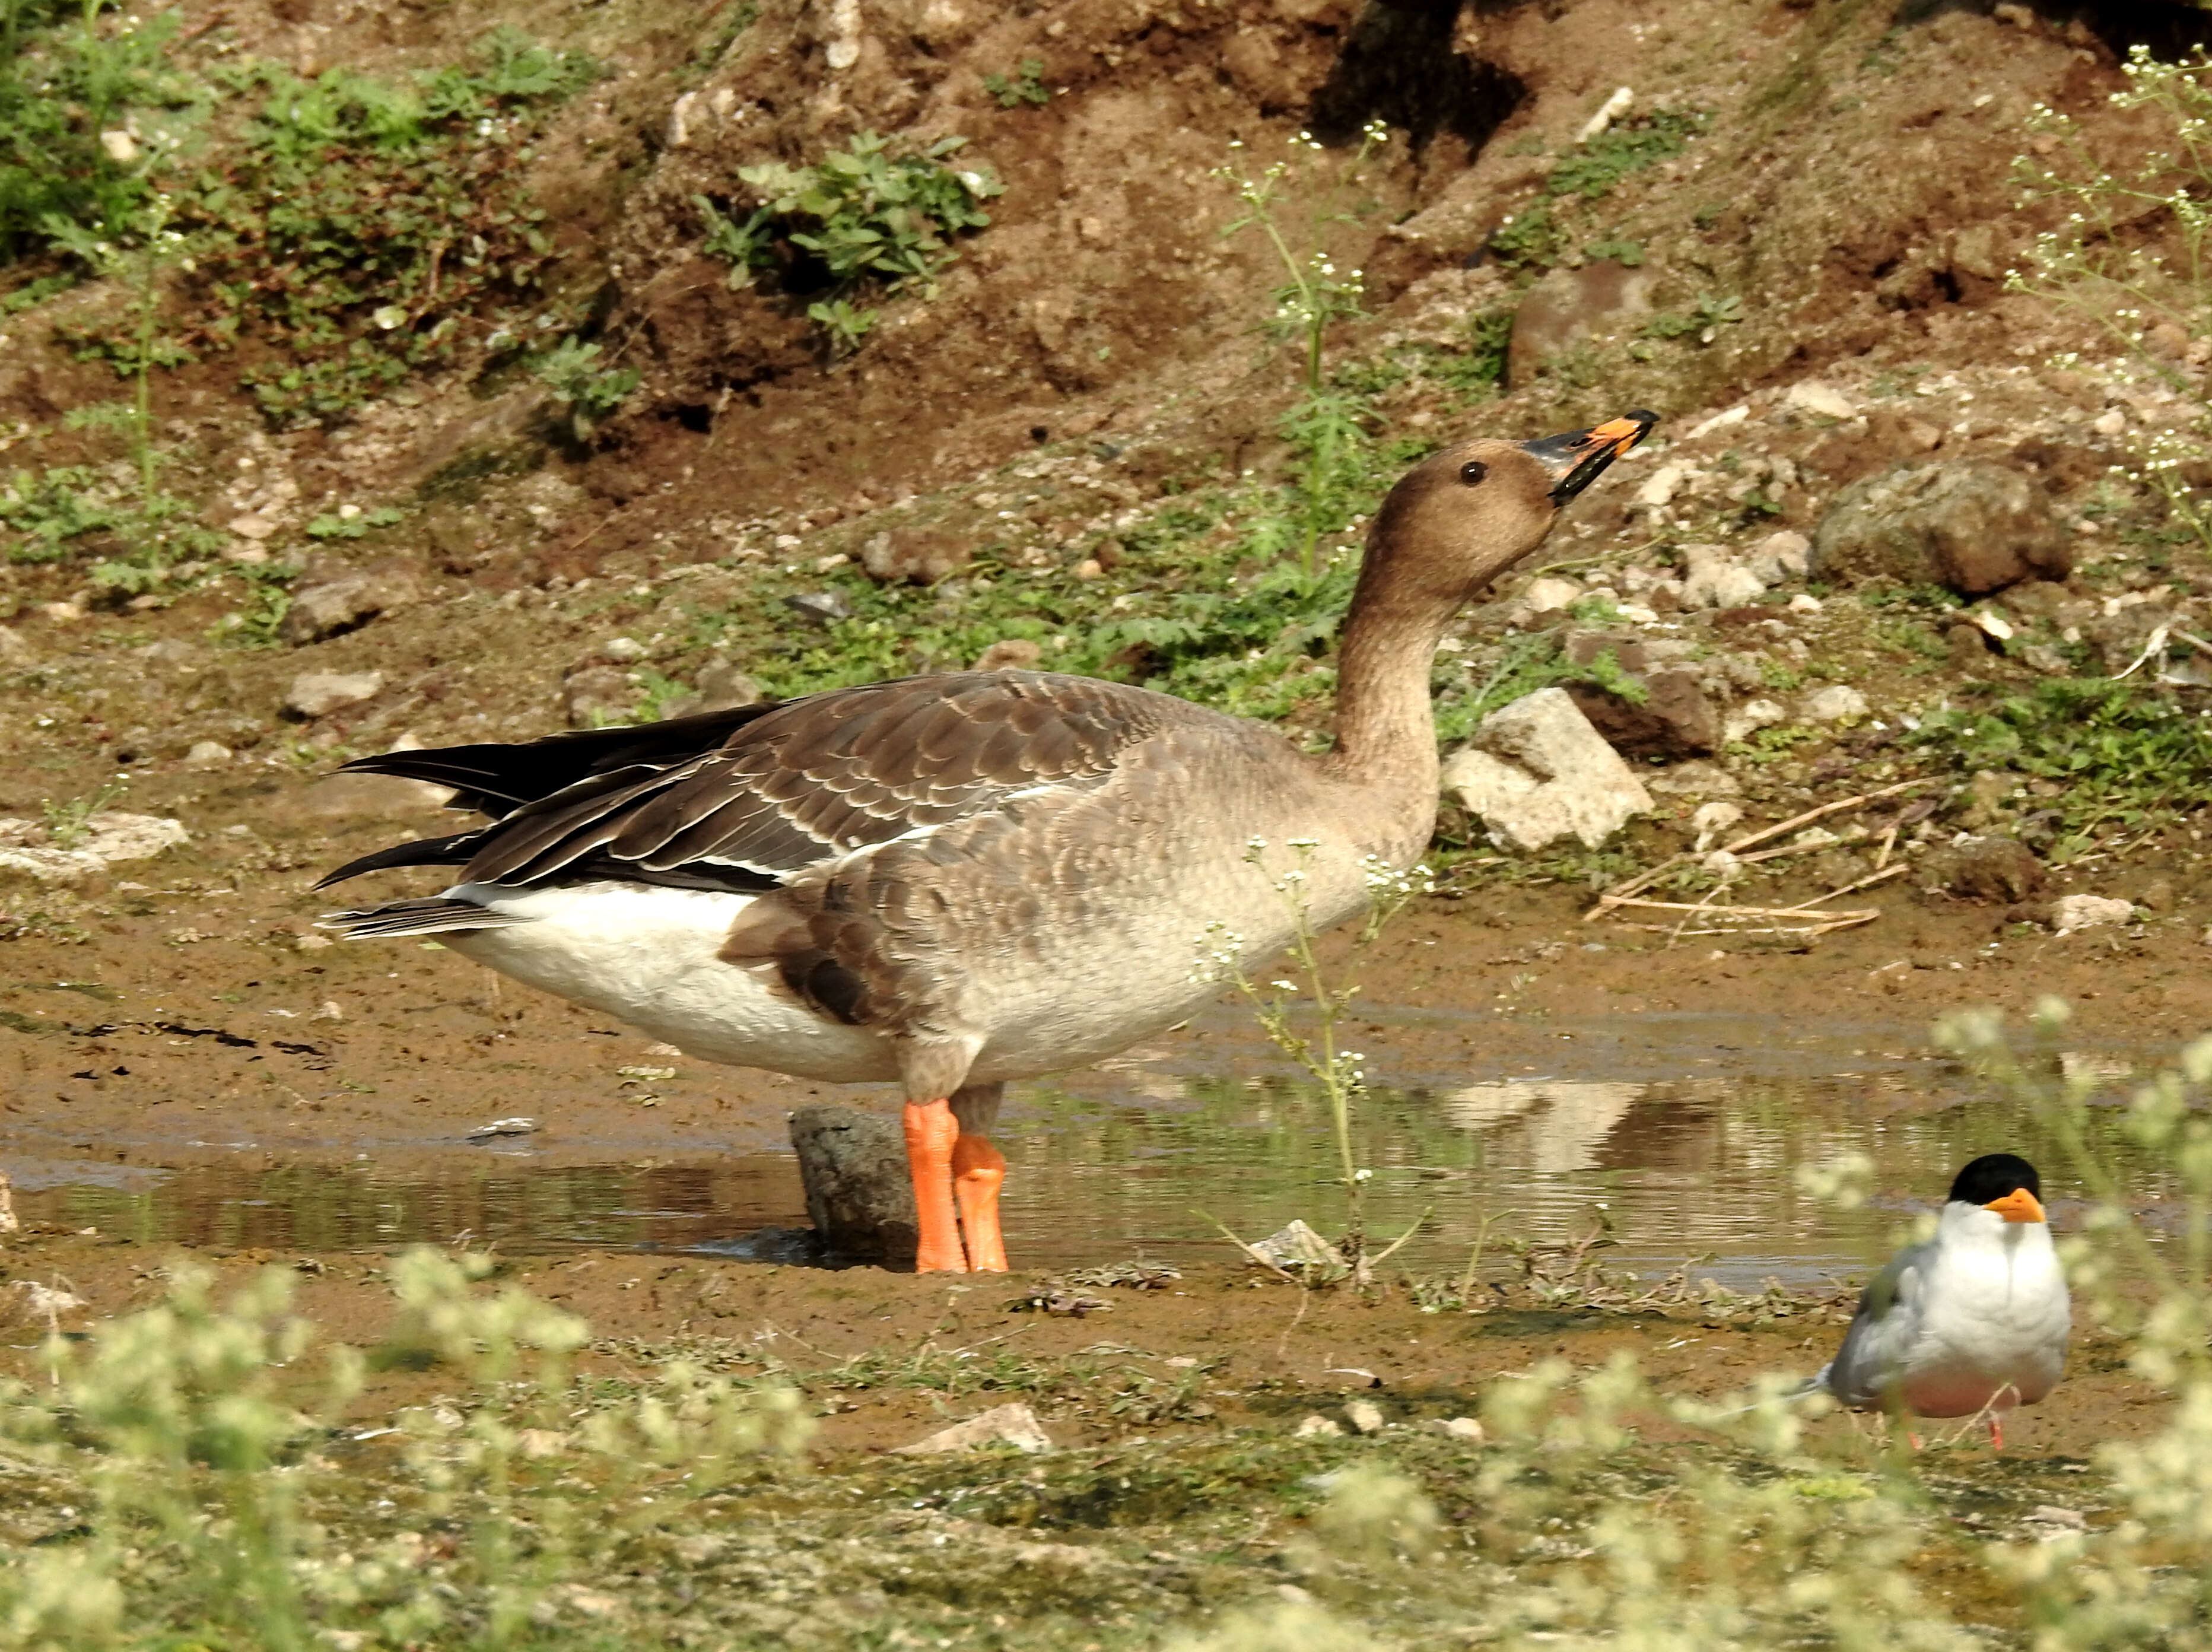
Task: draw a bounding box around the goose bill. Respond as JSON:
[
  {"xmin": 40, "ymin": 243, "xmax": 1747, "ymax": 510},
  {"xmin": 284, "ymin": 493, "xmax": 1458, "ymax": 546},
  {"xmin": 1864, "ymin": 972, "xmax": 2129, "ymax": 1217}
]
[
  {"xmin": 1524, "ymin": 408, "xmax": 1661, "ymax": 504},
  {"xmin": 1984, "ymin": 1187, "xmax": 2047, "ymax": 1224}
]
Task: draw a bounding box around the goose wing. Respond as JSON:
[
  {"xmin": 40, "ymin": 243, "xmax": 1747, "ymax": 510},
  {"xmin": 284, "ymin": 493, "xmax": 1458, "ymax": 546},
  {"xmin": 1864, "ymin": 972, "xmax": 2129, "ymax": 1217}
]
[{"xmin": 318, "ymin": 671, "xmax": 1175, "ymax": 892}]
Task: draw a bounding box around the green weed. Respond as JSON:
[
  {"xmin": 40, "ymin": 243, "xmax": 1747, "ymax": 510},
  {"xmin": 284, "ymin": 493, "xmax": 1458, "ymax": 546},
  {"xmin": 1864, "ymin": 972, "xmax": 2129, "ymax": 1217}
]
[
  {"xmin": 1912, "ymin": 676, "xmax": 2212, "ymax": 852},
  {"xmin": 529, "ymin": 337, "xmax": 640, "ymax": 441},
  {"xmin": 1644, "ymin": 291, "xmax": 1745, "ymax": 344},
  {"xmin": 40, "ymin": 774, "xmax": 127, "ymax": 849},
  {"xmin": 695, "ymin": 131, "xmax": 1000, "ymax": 355},
  {"xmin": 982, "ymin": 57, "xmax": 1048, "ymax": 109},
  {"xmin": 0, "ymin": 0, "xmax": 203, "ymax": 275},
  {"xmin": 304, "ymin": 506, "xmax": 403, "ymax": 540},
  {"xmin": 1546, "ymin": 108, "xmax": 1705, "ymax": 201}
]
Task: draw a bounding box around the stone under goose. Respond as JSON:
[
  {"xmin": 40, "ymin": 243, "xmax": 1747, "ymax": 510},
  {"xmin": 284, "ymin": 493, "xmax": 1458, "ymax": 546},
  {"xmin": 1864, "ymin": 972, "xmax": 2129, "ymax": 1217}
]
[
  {"xmin": 1819, "ymin": 1152, "xmax": 2070, "ymax": 1448},
  {"xmin": 316, "ymin": 409, "xmax": 1658, "ymax": 1273}
]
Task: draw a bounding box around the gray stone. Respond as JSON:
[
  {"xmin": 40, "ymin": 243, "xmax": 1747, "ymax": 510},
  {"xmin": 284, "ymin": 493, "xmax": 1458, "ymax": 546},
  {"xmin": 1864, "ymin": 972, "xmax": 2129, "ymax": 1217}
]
[
  {"xmin": 1507, "ymin": 260, "xmax": 1657, "ymax": 387},
  {"xmin": 2052, "ymin": 893, "xmax": 2132, "ymax": 934},
  {"xmin": 279, "ymin": 561, "xmax": 427, "ymax": 646},
  {"xmin": 790, "ymin": 1103, "xmax": 917, "ymax": 1264},
  {"xmin": 1745, "ymin": 530, "xmax": 1811, "ymax": 585},
  {"xmin": 1440, "ymin": 688, "xmax": 1653, "ymax": 852},
  {"xmin": 1800, "ymin": 684, "xmax": 1870, "ymax": 723},
  {"xmin": 660, "ymin": 657, "xmax": 764, "ymax": 719},
  {"xmin": 0, "ymin": 812, "xmax": 189, "ymax": 882},
  {"xmin": 1679, "ymin": 544, "xmax": 1767, "ymax": 609},
  {"xmin": 1721, "ymin": 698, "xmax": 1787, "ymax": 743},
  {"xmin": 1810, "ymin": 460, "xmax": 2071, "ymax": 596},
  {"xmin": 183, "ymin": 740, "xmax": 233, "ymax": 770},
  {"xmin": 285, "ymin": 669, "xmax": 384, "ymax": 719},
  {"xmin": 298, "ymin": 771, "xmax": 454, "ymax": 816},
  {"xmin": 894, "ymin": 1402, "xmax": 1053, "ymax": 1456},
  {"xmin": 561, "ymin": 665, "xmax": 637, "ymax": 729}
]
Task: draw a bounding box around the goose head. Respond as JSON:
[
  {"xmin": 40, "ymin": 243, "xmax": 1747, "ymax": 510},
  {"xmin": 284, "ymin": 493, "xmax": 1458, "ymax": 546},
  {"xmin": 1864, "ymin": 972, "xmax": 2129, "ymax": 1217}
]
[{"xmin": 1353, "ymin": 409, "xmax": 1658, "ymax": 622}]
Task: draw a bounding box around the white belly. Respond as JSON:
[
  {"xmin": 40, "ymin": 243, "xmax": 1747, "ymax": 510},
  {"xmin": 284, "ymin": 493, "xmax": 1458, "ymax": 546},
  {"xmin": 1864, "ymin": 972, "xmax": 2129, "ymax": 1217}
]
[{"xmin": 441, "ymin": 881, "xmax": 898, "ymax": 1082}]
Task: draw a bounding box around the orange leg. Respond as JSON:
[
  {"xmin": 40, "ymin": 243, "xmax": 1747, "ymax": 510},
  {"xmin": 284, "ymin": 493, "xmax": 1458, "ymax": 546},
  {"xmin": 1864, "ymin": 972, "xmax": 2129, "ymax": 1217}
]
[
  {"xmin": 902, "ymin": 1100, "xmax": 967, "ymax": 1273},
  {"xmin": 953, "ymin": 1134, "xmax": 1008, "ymax": 1273},
  {"xmin": 1989, "ymin": 1413, "xmax": 2005, "ymax": 1452}
]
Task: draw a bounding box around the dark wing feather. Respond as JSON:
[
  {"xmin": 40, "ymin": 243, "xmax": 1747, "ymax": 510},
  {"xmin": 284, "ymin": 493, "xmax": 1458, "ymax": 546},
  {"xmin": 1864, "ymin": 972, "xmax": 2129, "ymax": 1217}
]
[
  {"xmin": 318, "ymin": 671, "xmax": 1169, "ymax": 893},
  {"xmin": 330, "ymin": 703, "xmax": 782, "ymax": 817}
]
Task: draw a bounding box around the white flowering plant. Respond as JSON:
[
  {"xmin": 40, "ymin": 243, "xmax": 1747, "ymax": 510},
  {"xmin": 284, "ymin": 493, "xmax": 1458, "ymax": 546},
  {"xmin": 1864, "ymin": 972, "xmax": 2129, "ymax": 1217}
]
[
  {"xmin": 1194, "ymin": 835, "xmax": 1436, "ymax": 1278},
  {"xmin": 2011, "ymin": 48, "xmax": 2212, "ymax": 548},
  {"xmin": 1212, "ymin": 120, "xmax": 1390, "ymax": 576}
]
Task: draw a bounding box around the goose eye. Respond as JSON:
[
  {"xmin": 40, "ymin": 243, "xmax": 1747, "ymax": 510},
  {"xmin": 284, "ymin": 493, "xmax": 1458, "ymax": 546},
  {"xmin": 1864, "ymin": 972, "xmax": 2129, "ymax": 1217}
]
[{"xmin": 1458, "ymin": 460, "xmax": 1488, "ymax": 486}]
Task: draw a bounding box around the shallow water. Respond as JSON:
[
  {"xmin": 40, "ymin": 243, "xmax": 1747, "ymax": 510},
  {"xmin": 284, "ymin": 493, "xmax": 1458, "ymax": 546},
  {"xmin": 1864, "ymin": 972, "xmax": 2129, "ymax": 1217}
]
[{"xmin": 17, "ymin": 1007, "xmax": 2166, "ymax": 1286}]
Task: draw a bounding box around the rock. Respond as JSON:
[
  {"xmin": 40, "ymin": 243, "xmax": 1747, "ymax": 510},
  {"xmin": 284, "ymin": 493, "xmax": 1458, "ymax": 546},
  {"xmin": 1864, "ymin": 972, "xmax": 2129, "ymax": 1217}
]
[
  {"xmin": 1441, "ymin": 688, "xmax": 1654, "ymax": 852},
  {"xmin": 1566, "ymin": 668, "xmax": 1720, "ymax": 759},
  {"xmin": 2051, "ymin": 893, "xmax": 2132, "ymax": 935},
  {"xmin": 1679, "ymin": 544, "xmax": 1767, "ymax": 610},
  {"xmin": 1293, "ymin": 1413, "xmax": 1344, "ymax": 1438},
  {"xmin": 1746, "ymin": 530, "xmax": 1811, "ymax": 585},
  {"xmin": 661, "ymin": 657, "xmax": 763, "ymax": 719},
  {"xmin": 602, "ymin": 636, "xmax": 647, "ymax": 664},
  {"xmin": 284, "ymin": 670, "xmax": 384, "ymax": 719},
  {"xmin": 1634, "ymin": 463, "xmax": 1684, "ymax": 509},
  {"xmin": 1516, "ymin": 575, "xmax": 1584, "ymax": 620},
  {"xmin": 784, "ymin": 590, "xmax": 851, "ymax": 625},
  {"xmin": 0, "ymin": 812, "xmax": 189, "ymax": 882},
  {"xmin": 790, "ymin": 1103, "xmax": 917, "ymax": 1263},
  {"xmin": 861, "ymin": 528, "xmax": 972, "ymax": 584},
  {"xmin": 1507, "ymin": 260, "xmax": 1657, "ymax": 387},
  {"xmin": 562, "ymin": 665, "xmax": 637, "ymax": 728},
  {"xmin": 1800, "ymin": 685, "xmax": 1870, "ymax": 723},
  {"xmin": 1247, "ymin": 1218, "xmax": 1342, "ymax": 1272},
  {"xmin": 1344, "ymin": 1399, "xmax": 1385, "ymax": 1435},
  {"xmin": 1645, "ymin": 759, "xmax": 1741, "ymax": 799},
  {"xmin": 1721, "ymin": 698, "xmax": 1787, "ymax": 743},
  {"xmin": 227, "ymin": 512, "xmax": 279, "ymax": 541},
  {"xmin": 1690, "ymin": 800, "xmax": 1744, "ymax": 850},
  {"xmin": 972, "ymin": 638, "xmax": 1044, "ymax": 672},
  {"xmin": 1810, "ymin": 460, "xmax": 2071, "ymax": 596},
  {"xmin": 278, "ymin": 560, "xmax": 427, "ymax": 646},
  {"xmin": 894, "ymin": 1402, "xmax": 1053, "ymax": 1455},
  {"xmin": 1928, "ymin": 835, "xmax": 2045, "ymax": 903},
  {"xmin": 298, "ymin": 772, "xmax": 455, "ymax": 816},
  {"xmin": 1784, "ymin": 381, "xmax": 1856, "ymax": 420},
  {"xmin": 183, "ymin": 740, "xmax": 233, "ymax": 770},
  {"xmin": 1429, "ymin": 1416, "xmax": 1486, "ymax": 1443}
]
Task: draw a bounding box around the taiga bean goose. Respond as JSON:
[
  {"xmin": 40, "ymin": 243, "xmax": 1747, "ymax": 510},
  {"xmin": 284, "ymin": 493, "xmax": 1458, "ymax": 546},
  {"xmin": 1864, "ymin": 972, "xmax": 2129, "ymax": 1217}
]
[
  {"xmin": 1820, "ymin": 1153, "xmax": 2070, "ymax": 1448},
  {"xmin": 317, "ymin": 410, "xmax": 1657, "ymax": 1273}
]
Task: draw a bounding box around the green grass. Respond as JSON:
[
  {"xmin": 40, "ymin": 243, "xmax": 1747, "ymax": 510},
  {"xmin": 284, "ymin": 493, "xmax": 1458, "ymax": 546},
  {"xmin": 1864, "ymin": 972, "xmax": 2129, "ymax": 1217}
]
[{"xmin": 1912, "ymin": 677, "xmax": 2212, "ymax": 852}]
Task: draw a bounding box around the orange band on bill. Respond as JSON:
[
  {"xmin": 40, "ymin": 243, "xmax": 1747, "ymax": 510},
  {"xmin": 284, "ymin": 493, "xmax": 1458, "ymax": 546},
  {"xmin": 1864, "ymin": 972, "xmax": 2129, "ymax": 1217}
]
[{"xmin": 1581, "ymin": 415, "xmax": 1652, "ymax": 458}]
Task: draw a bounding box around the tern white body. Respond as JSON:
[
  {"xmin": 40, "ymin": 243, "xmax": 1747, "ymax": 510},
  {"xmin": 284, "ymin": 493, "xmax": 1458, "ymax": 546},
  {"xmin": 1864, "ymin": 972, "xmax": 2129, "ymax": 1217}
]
[{"xmin": 1822, "ymin": 1200, "xmax": 2070, "ymax": 1418}]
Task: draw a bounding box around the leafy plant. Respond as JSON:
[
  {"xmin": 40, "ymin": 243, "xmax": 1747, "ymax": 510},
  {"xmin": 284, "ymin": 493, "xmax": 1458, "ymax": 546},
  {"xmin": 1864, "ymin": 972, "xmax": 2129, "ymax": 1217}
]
[
  {"xmin": 1582, "ymin": 235, "xmax": 1645, "ymax": 266},
  {"xmin": 304, "ymin": 505, "xmax": 403, "ymax": 540},
  {"xmin": 1645, "ymin": 291, "xmax": 1745, "ymax": 343},
  {"xmin": 806, "ymin": 296, "xmax": 880, "ymax": 357},
  {"xmin": 695, "ymin": 131, "xmax": 1000, "ymax": 355},
  {"xmin": 0, "ymin": 0, "xmax": 202, "ymax": 275},
  {"xmin": 529, "ymin": 336, "xmax": 640, "ymax": 439},
  {"xmin": 982, "ymin": 57, "xmax": 1048, "ymax": 109},
  {"xmin": 1546, "ymin": 108, "xmax": 1705, "ymax": 201},
  {"xmin": 56, "ymin": 29, "xmax": 600, "ymax": 428},
  {"xmin": 1914, "ymin": 676, "xmax": 2212, "ymax": 852}
]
